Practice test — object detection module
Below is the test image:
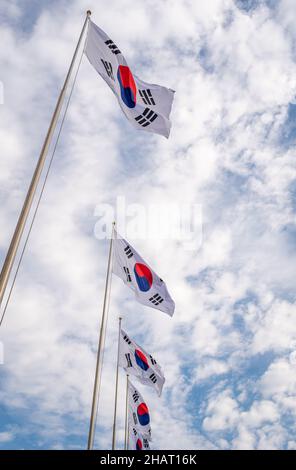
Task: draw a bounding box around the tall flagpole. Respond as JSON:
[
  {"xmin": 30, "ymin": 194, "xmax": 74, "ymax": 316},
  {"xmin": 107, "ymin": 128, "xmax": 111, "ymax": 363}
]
[
  {"xmin": 87, "ymin": 222, "xmax": 115, "ymax": 450},
  {"xmin": 0, "ymin": 10, "xmax": 92, "ymax": 308},
  {"xmin": 124, "ymin": 374, "xmax": 129, "ymax": 450},
  {"xmin": 112, "ymin": 316, "xmax": 122, "ymax": 450}
]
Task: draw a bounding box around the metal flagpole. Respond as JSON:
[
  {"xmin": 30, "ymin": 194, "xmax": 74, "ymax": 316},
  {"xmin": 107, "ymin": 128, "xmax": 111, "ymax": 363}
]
[
  {"xmin": 111, "ymin": 316, "xmax": 122, "ymax": 450},
  {"xmin": 124, "ymin": 374, "xmax": 129, "ymax": 450},
  {"xmin": 0, "ymin": 10, "xmax": 92, "ymax": 307},
  {"xmin": 87, "ymin": 222, "xmax": 115, "ymax": 450}
]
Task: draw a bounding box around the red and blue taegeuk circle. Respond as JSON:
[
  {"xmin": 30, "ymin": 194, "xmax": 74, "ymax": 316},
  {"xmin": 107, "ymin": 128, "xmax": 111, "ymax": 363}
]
[
  {"xmin": 136, "ymin": 438, "xmax": 143, "ymax": 450},
  {"xmin": 135, "ymin": 349, "xmax": 149, "ymax": 371},
  {"xmin": 117, "ymin": 65, "xmax": 137, "ymax": 108},
  {"xmin": 134, "ymin": 263, "xmax": 153, "ymax": 292},
  {"xmin": 137, "ymin": 403, "xmax": 150, "ymax": 426}
]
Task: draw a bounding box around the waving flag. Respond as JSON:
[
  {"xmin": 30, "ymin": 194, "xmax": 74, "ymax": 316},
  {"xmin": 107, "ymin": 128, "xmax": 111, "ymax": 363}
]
[
  {"xmin": 120, "ymin": 329, "xmax": 165, "ymax": 396},
  {"xmin": 112, "ymin": 231, "xmax": 175, "ymax": 316},
  {"xmin": 129, "ymin": 426, "xmax": 150, "ymax": 450},
  {"xmin": 85, "ymin": 20, "xmax": 175, "ymax": 138},
  {"xmin": 128, "ymin": 381, "xmax": 152, "ymax": 440}
]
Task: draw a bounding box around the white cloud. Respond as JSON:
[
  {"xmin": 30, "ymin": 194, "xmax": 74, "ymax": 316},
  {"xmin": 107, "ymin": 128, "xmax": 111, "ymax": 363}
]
[
  {"xmin": 0, "ymin": 0, "xmax": 296, "ymax": 450},
  {"xmin": 203, "ymin": 391, "xmax": 240, "ymax": 432},
  {"xmin": 250, "ymin": 300, "xmax": 296, "ymax": 355},
  {"xmin": 0, "ymin": 431, "xmax": 14, "ymax": 443},
  {"xmin": 260, "ymin": 359, "xmax": 296, "ymax": 398}
]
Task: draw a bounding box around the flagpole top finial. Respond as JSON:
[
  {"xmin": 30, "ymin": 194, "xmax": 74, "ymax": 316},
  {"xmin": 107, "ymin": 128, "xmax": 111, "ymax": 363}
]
[{"xmin": 86, "ymin": 10, "xmax": 91, "ymax": 16}]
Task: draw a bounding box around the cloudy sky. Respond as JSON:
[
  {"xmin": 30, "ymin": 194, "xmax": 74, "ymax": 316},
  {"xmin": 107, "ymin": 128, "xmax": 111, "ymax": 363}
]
[{"xmin": 1, "ymin": 0, "xmax": 296, "ymax": 450}]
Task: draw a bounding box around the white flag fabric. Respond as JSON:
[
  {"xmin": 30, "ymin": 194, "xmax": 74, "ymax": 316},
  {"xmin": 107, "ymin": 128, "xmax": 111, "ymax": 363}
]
[
  {"xmin": 112, "ymin": 231, "xmax": 175, "ymax": 316},
  {"xmin": 129, "ymin": 426, "xmax": 150, "ymax": 450},
  {"xmin": 85, "ymin": 20, "xmax": 175, "ymax": 138},
  {"xmin": 128, "ymin": 381, "xmax": 152, "ymax": 441},
  {"xmin": 120, "ymin": 329, "xmax": 165, "ymax": 396}
]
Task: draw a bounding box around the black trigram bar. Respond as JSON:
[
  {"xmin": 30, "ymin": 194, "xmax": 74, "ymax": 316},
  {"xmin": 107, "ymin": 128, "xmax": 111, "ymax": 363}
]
[
  {"xmin": 135, "ymin": 107, "xmax": 158, "ymax": 127},
  {"xmin": 100, "ymin": 59, "xmax": 114, "ymax": 80},
  {"xmin": 125, "ymin": 353, "xmax": 132, "ymax": 368},
  {"xmin": 123, "ymin": 333, "xmax": 131, "ymax": 345},
  {"xmin": 124, "ymin": 245, "xmax": 133, "ymax": 259},
  {"xmin": 150, "ymin": 355, "xmax": 157, "ymax": 365},
  {"xmin": 132, "ymin": 391, "xmax": 140, "ymax": 403},
  {"xmin": 149, "ymin": 293, "xmax": 164, "ymax": 305},
  {"xmin": 132, "ymin": 427, "xmax": 137, "ymax": 436},
  {"xmin": 105, "ymin": 39, "xmax": 121, "ymax": 55},
  {"xmin": 143, "ymin": 438, "xmax": 150, "ymax": 449},
  {"xmin": 132, "ymin": 412, "xmax": 138, "ymax": 425},
  {"xmin": 150, "ymin": 373, "xmax": 157, "ymax": 384},
  {"xmin": 139, "ymin": 89, "xmax": 155, "ymax": 105},
  {"xmin": 123, "ymin": 266, "xmax": 132, "ymax": 282}
]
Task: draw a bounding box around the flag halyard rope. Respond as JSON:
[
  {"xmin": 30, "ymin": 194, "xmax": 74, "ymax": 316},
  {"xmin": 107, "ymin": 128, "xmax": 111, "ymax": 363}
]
[{"xmin": 0, "ymin": 49, "xmax": 85, "ymax": 328}]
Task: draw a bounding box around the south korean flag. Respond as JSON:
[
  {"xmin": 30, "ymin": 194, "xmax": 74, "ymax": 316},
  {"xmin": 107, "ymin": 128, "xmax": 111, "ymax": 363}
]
[
  {"xmin": 119, "ymin": 329, "xmax": 165, "ymax": 396},
  {"xmin": 129, "ymin": 426, "xmax": 150, "ymax": 451},
  {"xmin": 128, "ymin": 381, "xmax": 152, "ymax": 441},
  {"xmin": 112, "ymin": 230, "xmax": 175, "ymax": 316},
  {"xmin": 85, "ymin": 20, "xmax": 175, "ymax": 138}
]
